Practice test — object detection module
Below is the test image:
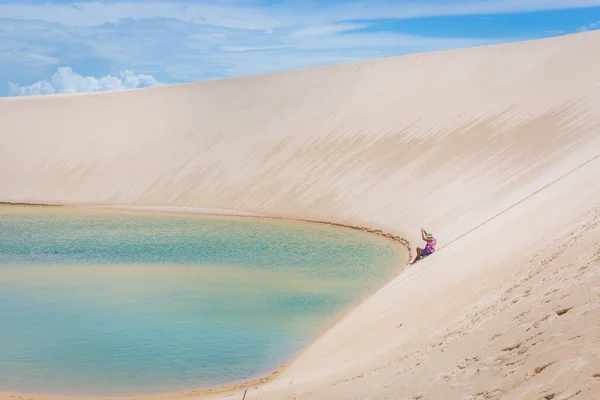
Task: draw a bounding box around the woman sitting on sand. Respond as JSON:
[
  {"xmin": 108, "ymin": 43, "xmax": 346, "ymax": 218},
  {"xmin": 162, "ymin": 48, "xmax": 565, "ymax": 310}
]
[{"xmin": 409, "ymin": 228, "xmax": 436, "ymax": 264}]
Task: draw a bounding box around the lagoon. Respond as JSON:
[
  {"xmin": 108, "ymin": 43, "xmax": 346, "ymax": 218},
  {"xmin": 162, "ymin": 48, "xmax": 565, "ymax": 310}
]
[{"xmin": 0, "ymin": 206, "xmax": 402, "ymax": 397}]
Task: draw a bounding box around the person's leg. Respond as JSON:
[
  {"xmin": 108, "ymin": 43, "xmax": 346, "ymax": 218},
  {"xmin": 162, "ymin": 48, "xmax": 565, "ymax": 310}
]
[
  {"xmin": 420, "ymin": 248, "xmax": 432, "ymax": 259},
  {"xmin": 411, "ymin": 248, "xmax": 423, "ymax": 264}
]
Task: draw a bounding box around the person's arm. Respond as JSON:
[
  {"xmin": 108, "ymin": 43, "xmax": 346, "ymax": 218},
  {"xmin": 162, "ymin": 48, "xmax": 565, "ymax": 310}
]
[{"xmin": 421, "ymin": 228, "xmax": 432, "ymax": 243}]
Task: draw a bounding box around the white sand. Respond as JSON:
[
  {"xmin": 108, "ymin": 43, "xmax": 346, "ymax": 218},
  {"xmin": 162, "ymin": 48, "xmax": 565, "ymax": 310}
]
[{"xmin": 1, "ymin": 30, "xmax": 600, "ymax": 399}]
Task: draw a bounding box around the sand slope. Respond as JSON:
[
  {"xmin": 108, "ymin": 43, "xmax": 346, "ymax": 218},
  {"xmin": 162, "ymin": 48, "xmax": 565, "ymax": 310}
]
[{"xmin": 1, "ymin": 31, "xmax": 600, "ymax": 399}]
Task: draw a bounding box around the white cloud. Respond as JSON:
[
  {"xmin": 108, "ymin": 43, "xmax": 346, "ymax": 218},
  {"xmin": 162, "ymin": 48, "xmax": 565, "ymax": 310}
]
[
  {"xmin": 220, "ymin": 44, "xmax": 291, "ymax": 52},
  {"xmin": 577, "ymin": 21, "xmax": 600, "ymax": 32},
  {"xmin": 1, "ymin": 0, "xmax": 599, "ymax": 30},
  {"xmin": 0, "ymin": 1, "xmax": 284, "ymax": 30},
  {"xmin": 8, "ymin": 66, "xmax": 160, "ymax": 96},
  {"xmin": 290, "ymin": 23, "xmax": 368, "ymax": 39}
]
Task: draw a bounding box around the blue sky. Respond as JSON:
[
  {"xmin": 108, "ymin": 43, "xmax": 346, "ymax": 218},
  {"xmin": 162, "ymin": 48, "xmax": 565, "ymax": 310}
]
[{"xmin": 2, "ymin": 0, "xmax": 600, "ymax": 96}]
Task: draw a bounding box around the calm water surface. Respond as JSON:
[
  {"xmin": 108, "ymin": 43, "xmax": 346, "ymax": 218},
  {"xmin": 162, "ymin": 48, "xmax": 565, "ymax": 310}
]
[{"xmin": 0, "ymin": 206, "xmax": 402, "ymax": 396}]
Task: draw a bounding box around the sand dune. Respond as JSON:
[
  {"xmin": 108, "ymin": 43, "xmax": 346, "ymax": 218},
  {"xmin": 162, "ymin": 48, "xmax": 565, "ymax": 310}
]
[{"xmin": 1, "ymin": 30, "xmax": 600, "ymax": 399}]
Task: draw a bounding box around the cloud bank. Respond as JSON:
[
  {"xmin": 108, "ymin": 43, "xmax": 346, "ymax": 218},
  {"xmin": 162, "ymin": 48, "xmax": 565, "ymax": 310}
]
[
  {"xmin": 2, "ymin": 0, "xmax": 600, "ymax": 29},
  {"xmin": 8, "ymin": 67, "xmax": 160, "ymax": 96}
]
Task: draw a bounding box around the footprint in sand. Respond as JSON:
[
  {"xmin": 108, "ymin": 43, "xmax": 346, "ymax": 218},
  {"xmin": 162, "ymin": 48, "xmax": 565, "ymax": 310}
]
[
  {"xmin": 534, "ymin": 362, "xmax": 555, "ymax": 374},
  {"xmin": 554, "ymin": 390, "xmax": 582, "ymax": 400},
  {"xmin": 555, "ymin": 307, "xmax": 573, "ymax": 316}
]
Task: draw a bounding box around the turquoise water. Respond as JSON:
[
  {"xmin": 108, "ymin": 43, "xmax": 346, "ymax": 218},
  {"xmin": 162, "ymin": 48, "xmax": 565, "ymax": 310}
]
[{"xmin": 0, "ymin": 206, "xmax": 402, "ymax": 397}]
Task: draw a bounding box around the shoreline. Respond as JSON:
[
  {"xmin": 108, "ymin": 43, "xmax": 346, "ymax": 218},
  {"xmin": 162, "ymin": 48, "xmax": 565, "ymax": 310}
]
[
  {"xmin": 0, "ymin": 201, "xmax": 412, "ymax": 400},
  {"xmin": 1, "ymin": 202, "xmax": 413, "ymax": 256},
  {"xmin": 91, "ymin": 204, "xmax": 414, "ymax": 259}
]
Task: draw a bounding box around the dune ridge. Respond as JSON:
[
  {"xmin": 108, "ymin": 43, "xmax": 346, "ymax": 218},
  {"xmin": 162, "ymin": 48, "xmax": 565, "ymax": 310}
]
[{"xmin": 1, "ymin": 30, "xmax": 600, "ymax": 399}]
